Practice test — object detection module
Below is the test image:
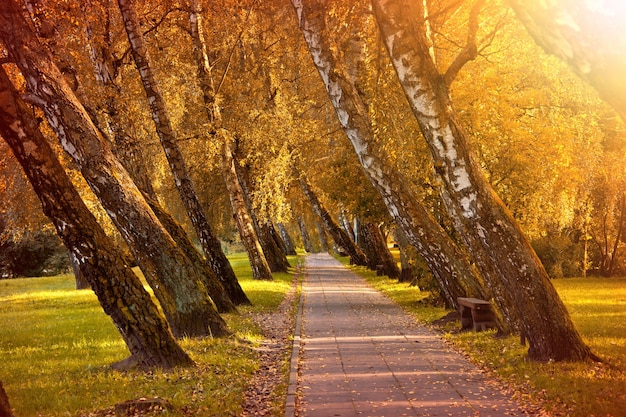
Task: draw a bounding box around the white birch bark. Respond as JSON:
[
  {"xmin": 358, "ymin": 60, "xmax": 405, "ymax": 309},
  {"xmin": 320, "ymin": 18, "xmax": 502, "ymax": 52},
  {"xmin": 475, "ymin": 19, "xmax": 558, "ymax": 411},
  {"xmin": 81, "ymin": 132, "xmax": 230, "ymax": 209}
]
[
  {"xmin": 372, "ymin": 0, "xmax": 596, "ymax": 361},
  {"xmin": 290, "ymin": 0, "xmax": 486, "ymax": 309}
]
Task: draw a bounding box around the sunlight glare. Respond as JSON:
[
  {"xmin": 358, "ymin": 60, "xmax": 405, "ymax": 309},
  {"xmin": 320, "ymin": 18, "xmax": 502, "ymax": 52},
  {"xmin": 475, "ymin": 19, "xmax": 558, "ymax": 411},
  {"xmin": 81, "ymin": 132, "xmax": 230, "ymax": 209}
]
[{"xmin": 585, "ymin": 0, "xmax": 626, "ymax": 17}]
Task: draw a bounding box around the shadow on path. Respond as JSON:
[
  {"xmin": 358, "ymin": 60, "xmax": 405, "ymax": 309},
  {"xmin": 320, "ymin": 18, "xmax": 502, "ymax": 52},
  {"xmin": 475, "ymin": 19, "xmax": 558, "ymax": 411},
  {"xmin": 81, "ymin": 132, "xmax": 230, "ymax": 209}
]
[{"xmin": 288, "ymin": 253, "xmax": 530, "ymax": 417}]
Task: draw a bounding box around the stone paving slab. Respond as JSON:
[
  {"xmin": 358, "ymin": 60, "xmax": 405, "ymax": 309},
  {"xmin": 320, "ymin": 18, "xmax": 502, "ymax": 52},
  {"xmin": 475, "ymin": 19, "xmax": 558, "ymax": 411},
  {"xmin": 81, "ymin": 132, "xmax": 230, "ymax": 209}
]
[{"xmin": 292, "ymin": 253, "xmax": 529, "ymax": 417}]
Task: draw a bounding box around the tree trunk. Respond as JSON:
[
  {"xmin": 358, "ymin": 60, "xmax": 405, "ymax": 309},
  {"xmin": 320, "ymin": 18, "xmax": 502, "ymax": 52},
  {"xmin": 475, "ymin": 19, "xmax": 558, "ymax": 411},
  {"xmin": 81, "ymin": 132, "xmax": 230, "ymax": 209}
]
[
  {"xmin": 69, "ymin": 251, "xmax": 89, "ymax": 290},
  {"xmin": 297, "ymin": 170, "xmax": 368, "ymax": 266},
  {"xmin": 298, "ymin": 216, "xmax": 315, "ymax": 253},
  {"xmin": 116, "ymin": 0, "xmax": 243, "ymax": 310},
  {"xmin": 233, "ymin": 150, "xmax": 290, "ymax": 273},
  {"xmin": 277, "ymin": 223, "xmax": 297, "ymax": 255},
  {"xmin": 290, "ymin": 0, "xmax": 486, "ymax": 310},
  {"xmin": 222, "ymin": 137, "xmax": 273, "ymax": 280},
  {"xmin": 0, "ymin": 0, "xmax": 228, "ymax": 339},
  {"xmin": 360, "ymin": 223, "xmax": 400, "ymax": 279},
  {"xmin": 0, "ymin": 67, "xmax": 193, "ymax": 369},
  {"xmin": 508, "ymin": 0, "xmax": 626, "ymax": 122},
  {"xmin": 395, "ymin": 228, "xmax": 419, "ymax": 284},
  {"xmin": 0, "ymin": 380, "xmax": 14, "ymax": 417},
  {"xmin": 316, "ymin": 222, "xmax": 330, "ymax": 253},
  {"xmin": 339, "ymin": 210, "xmax": 355, "ymax": 241},
  {"xmin": 372, "ymin": 0, "xmax": 596, "ymax": 361},
  {"xmin": 81, "ymin": 16, "xmax": 249, "ymax": 308}
]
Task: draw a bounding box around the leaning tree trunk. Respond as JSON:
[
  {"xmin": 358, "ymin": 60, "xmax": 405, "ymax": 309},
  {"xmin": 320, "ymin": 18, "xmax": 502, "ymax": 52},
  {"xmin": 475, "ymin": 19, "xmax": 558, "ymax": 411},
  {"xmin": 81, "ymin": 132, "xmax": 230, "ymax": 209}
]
[
  {"xmin": 0, "ymin": 380, "xmax": 13, "ymax": 417},
  {"xmin": 0, "ymin": 68, "xmax": 193, "ymax": 369},
  {"xmin": 339, "ymin": 210, "xmax": 356, "ymax": 241},
  {"xmin": 117, "ymin": 0, "xmax": 244, "ymax": 310},
  {"xmin": 222, "ymin": 137, "xmax": 273, "ymax": 280},
  {"xmin": 290, "ymin": 0, "xmax": 487, "ymax": 311},
  {"xmin": 81, "ymin": 18, "xmax": 249, "ymax": 308},
  {"xmin": 395, "ymin": 228, "xmax": 420, "ymax": 284},
  {"xmin": 316, "ymin": 222, "xmax": 330, "ymax": 253},
  {"xmin": 372, "ymin": 0, "xmax": 596, "ymax": 361},
  {"xmin": 360, "ymin": 223, "xmax": 400, "ymax": 279},
  {"xmin": 0, "ymin": 0, "xmax": 228, "ymax": 339},
  {"xmin": 233, "ymin": 151, "xmax": 290, "ymax": 273},
  {"xmin": 297, "ymin": 169, "xmax": 368, "ymax": 266},
  {"xmin": 69, "ymin": 252, "xmax": 90, "ymax": 290},
  {"xmin": 277, "ymin": 223, "xmax": 298, "ymax": 255},
  {"xmin": 508, "ymin": 0, "xmax": 626, "ymax": 122},
  {"xmin": 298, "ymin": 216, "xmax": 315, "ymax": 253}
]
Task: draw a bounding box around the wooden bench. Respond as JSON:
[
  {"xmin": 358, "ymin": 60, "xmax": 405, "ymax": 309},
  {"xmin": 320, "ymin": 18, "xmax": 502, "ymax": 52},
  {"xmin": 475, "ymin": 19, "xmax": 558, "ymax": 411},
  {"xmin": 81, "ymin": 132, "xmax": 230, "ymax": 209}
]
[{"xmin": 457, "ymin": 297, "xmax": 496, "ymax": 331}]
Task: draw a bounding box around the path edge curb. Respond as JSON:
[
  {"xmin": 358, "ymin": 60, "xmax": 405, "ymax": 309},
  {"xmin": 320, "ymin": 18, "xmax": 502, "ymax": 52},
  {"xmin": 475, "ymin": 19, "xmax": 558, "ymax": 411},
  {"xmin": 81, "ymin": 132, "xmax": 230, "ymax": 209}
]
[{"xmin": 284, "ymin": 256, "xmax": 305, "ymax": 417}]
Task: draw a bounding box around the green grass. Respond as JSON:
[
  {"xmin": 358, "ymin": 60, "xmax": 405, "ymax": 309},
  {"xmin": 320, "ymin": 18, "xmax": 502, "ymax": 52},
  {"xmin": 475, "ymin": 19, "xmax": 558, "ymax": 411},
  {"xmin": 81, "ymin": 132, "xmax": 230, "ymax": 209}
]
[
  {"xmin": 0, "ymin": 253, "xmax": 302, "ymax": 417},
  {"xmin": 343, "ymin": 258, "xmax": 626, "ymax": 417}
]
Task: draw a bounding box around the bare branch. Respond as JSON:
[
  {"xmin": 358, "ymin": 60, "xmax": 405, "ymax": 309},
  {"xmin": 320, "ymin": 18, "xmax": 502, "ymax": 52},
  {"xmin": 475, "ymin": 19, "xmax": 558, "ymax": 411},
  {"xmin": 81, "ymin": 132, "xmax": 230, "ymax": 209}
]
[
  {"xmin": 216, "ymin": 0, "xmax": 257, "ymax": 94},
  {"xmin": 443, "ymin": 0, "xmax": 485, "ymax": 86}
]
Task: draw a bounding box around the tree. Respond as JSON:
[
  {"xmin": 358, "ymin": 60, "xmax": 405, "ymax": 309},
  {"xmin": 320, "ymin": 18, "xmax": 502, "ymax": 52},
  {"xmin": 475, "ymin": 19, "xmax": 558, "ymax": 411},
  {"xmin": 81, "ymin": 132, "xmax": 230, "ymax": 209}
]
[
  {"xmin": 359, "ymin": 222, "xmax": 400, "ymax": 278},
  {"xmin": 0, "ymin": 0, "xmax": 228, "ymax": 338},
  {"xmin": 222, "ymin": 135, "xmax": 273, "ymax": 280},
  {"xmin": 297, "ymin": 166, "xmax": 369, "ymax": 266},
  {"xmin": 0, "ymin": 380, "xmax": 13, "ymax": 417},
  {"xmin": 187, "ymin": 0, "xmax": 274, "ymax": 280},
  {"xmin": 115, "ymin": 0, "xmax": 241, "ymax": 312},
  {"xmin": 0, "ymin": 65, "xmax": 193, "ymax": 369},
  {"xmin": 371, "ymin": 0, "xmax": 596, "ymax": 361},
  {"xmin": 234, "ymin": 148, "xmax": 291, "ymax": 273},
  {"xmin": 508, "ymin": 0, "xmax": 626, "ymax": 122},
  {"xmin": 290, "ymin": 0, "xmax": 488, "ymax": 312},
  {"xmin": 277, "ymin": 223, "xmax": 298, "ymax": 255}
]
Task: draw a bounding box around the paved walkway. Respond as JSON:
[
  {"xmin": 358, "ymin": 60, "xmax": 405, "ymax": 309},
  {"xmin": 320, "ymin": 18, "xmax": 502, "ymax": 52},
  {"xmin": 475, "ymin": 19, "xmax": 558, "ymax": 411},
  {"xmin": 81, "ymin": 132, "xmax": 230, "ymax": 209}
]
[{"xmin": 288, "ymin": 253, "xmax": 528, "ymax": 417}]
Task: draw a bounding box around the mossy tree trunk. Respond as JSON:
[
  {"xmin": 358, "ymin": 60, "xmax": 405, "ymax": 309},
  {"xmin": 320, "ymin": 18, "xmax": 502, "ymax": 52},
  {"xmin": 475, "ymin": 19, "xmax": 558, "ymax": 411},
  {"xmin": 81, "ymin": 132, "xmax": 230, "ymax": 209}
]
[
  {"xmin": 116, "ymin": 0, "xmax": 241, "ymax": 310},
  {"xmin": 290, "ymin": 0, "xmax": 486, "ymax": 310},
  {"xmin": 297, "ymin": 170, "xmax": 368, "ymax": 266},
  {"xmin": 0, "ymin": 0, "xmax": 228, "ymax": 339},
  {"xmin": 372, "ymin": 0, "xmax": 596, "ymax": 361},
  {"xmin": 0, "ymin": 67, "xmax": 193, "ymax": 369}
]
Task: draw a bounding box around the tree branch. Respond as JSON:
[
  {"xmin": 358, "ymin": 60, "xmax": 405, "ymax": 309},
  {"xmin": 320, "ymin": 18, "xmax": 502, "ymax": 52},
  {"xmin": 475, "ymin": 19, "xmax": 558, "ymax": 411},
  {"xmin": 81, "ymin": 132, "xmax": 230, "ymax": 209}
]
[{"xmin": 443, "ymin": 0, "xmax": 485, "ymax": 86}]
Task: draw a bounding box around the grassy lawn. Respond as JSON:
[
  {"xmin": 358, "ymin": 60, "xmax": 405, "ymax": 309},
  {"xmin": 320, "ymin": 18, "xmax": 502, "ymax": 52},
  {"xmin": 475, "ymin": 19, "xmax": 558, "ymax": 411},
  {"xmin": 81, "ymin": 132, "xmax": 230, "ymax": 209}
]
[
  {"xmin": 344, "ymin": 259, "xmax": 626, "ymax": 417},
  {"xmin": 0, "ymin": 253, "xmax": 302, "ymax": 417}
]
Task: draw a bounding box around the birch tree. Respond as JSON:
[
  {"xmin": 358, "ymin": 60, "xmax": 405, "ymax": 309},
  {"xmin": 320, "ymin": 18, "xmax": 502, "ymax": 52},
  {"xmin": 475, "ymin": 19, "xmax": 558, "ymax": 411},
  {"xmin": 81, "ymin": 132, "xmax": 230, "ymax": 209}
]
[
  {"xmin": 115, "ymin": 0, "xmax": 245, "ymax": 311},
  {"xmin": 223, "ymin": 136, "xmax": 273, "ymax": 280},
  {"xmin": 0, "ymin": 0, "xmax": 228, "ymax": 338},
  {"xmin": 296, "ymin": 166, "xmax": 369, "ymax": 266},
  {"xmin": 188, "ymin": 0, "xmax": 274, "ymax": 280},
  {"xmin": 0, "ymin": 65, "xmax": 193, "ymax": 369},
  {"xmin": 371, "ymin": 0, "xmax": 596, "ymax": 361},
  {"xmin": 290, "ymin": 0, "xmax": 487, "ymax": 311}
]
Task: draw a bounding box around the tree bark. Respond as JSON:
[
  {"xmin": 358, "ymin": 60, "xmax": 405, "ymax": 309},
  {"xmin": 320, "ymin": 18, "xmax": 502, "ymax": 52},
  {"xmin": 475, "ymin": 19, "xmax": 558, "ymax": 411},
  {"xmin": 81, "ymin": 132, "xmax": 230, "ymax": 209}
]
[
  {"xmin": 297, "ymin": 169, "xmax": 368, "ymax": 266},
  {"xmin": 0, "ymin": 0, "xmax": 228, "ymax": 339},
  {"xmin": 222, "ymin": 137, "xmax": 273, "ymax": 280},
  {"xmin": 316, "ymin": 222, "xmax": 330, "ymax": 253},
  {"xmin": 359, "ymin": 223, "xmax": 400, "ymax": 279},
  {"xmin": 116, "ymin": 0, "xmax": 242, "ymax": 311},
  {"xmin": 298, "ymin": 216, "xmax": 315, "ymax": 253},
  {"xmin": 234, "ymin": 150, "xmax": 290, "ymax": 273},
  {"xmin": 290, "ymin": 0, "xmax": 486, "ymax": 310},
  {"xmin": 339, "ymin": 210, "xmax": 355, "ymax": 241},
  {"xmin": 0, "ymin": 380, "xmax": 13, "ymax": 417},
  {"xmin": 508, "ymin": 0, "xmax": 626, "ymax": 122},
  {"xmin": 69, "ymin": 251, "xmax": 90, "ymax": 290},
  {"xmin": 0, "ymin": 67, "xmax": 193, "ymax": 369},
  {"xmin": 395, "ymin": 228, "xmax": 419, "ymax": 284},
  {"xmin": 81, "ymin": 14, "xmax": 249, "ymax": 308},
  {"xmin": 371, "ymin": 0, "xmax": 596, "ymax": 361},
  {"xmin": 277, "ymin": 223, "xmax": 298, "ymax": 255}
]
